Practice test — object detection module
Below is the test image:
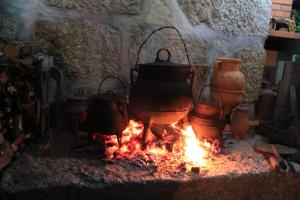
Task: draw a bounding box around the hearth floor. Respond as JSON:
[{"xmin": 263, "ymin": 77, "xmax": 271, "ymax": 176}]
[
  {"xmin": 0, "ymin": 133, "xmax": 271, "ymax": 195},
  {"xmin": 3, "ymin": 132, "xmax": 300, "ymax": 200}
]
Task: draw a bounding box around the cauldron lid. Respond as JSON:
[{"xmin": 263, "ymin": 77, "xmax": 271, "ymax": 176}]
[
  {"xmin": 138, "ymin": 61, "xmax": 188, "ymax": 68},
  {"xmin": 67, "ymin": 96, "xmax": 89, "ymax": 101},
  {"xmin": 95, "ymin": 90, "xmax": 126, "ymax": 101},
  {"xmin": 138, "ymin": 48, "xmax": 188, "ymax": 69}
]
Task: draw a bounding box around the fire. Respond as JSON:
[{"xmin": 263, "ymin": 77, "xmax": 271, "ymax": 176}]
[
  {"xmin": 181, "ymin": 125, "xmax": 209, "ymax": 166},
  {"xmin": 95, "ymin": 120, "xmax": 213, "ymax": 170}
]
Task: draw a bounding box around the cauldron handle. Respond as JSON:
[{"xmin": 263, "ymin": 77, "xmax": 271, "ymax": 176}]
[
  {"xmin": 97, "ymin": 76, "xmax": 126, "ymax": 96},
  {"xmin": 132, "ymin": 26, "xmax": 192, "ymax": 80},
  {"xmin": 198, "ymin": 84, "xmax": 223, "ymax": 120}
]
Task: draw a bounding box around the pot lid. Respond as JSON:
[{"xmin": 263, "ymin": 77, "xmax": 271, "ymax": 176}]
[
  {"xmin": 197, "ymin": 98, "xmax": 219, "ymax": 107},
  {"xmin": 95, "ymin": 90, "xmax": 126, "ymax": 101},
  {"xmin": 138, "ymin": 48, "xmax": 189, "ymax": 68},
  {"xmin": 67, "ymin": 95, "xmax": 89, "ymax": 101}
]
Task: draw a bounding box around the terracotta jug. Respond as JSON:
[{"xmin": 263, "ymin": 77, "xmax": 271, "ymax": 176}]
[
  {"xmin": 230, "ymin": 106, "xmax": 249, "ymax": 139},
  {"xmin": 212, "ymin": 58, "xmax": 245, "ymax": 91},
  {"xmin": 230, "ymin": 105, "xmax": 260, "ymax": 139}
]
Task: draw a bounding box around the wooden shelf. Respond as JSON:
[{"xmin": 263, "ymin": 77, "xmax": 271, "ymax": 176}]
[{"xmin": 269, "ymin": 30, "xmax": 300, "ymax": 40}]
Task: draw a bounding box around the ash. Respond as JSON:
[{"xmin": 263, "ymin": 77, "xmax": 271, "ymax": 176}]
[{"xmin": 1, "ymin": 135, "xmax": 270, "ymax": 194}]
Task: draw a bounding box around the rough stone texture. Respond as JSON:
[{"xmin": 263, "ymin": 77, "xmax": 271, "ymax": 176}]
[
  {"xmin": 47, "ymin": 0, "xmax": 141, "ymax": 15},
  {"xmin": 129, "ymin": 29, "xmax": 208, "ymax": 65},
  {"xmin": 0, "ymin": 11, "xmax": 16, "ymax": 40},
  {"xmin": 191, "ymin": 64, "xmax": 210, "ymax": 99},
  {"xmin": 0, "ymin": 0, "xmax": 272, "ymax": 100},
  {"xmin": 178, "ymin": 0, "xmax": 272, "ymax": 36},
  {"xmin": 145, "ymin": 0, "xmax": 177, "ymax": 26},
  {"xmin": 34, "ymin": 20, "xmax": 122, "ymax": 91},
  {"xmin": 236, "ymin": 44, "xmax": 266, "ymax": 103}
]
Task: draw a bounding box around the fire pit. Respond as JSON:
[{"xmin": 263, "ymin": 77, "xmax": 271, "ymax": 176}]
[{"xmin": 1, "ymin": 132, "xmax": 276, "ymax": 200}]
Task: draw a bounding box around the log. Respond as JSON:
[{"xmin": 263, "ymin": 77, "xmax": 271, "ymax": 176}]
[
  {"xmin": 256, "ymin": 122, "xmax": 300, "ymax": 147},
  {"xmin": 3, "ymin": 41, "xmax": 32, "ymax": 59},
  {"xmin": 254, "ymin": 141, "xmax": 298, "ymax": 155},
  {"xmin": 0, "ymin": 140, "xmax": 14, "ymax": 172},
  {"xmin": 290, "ymin": 162, "xmax": 300, "ymax": 173},
  {"xmin": 273, "ymin": 62, "xmax": 294, "ymax": 126},
  {"xmin": 269, "ymin": 156, "xmax": 280, "ymax": 171}
]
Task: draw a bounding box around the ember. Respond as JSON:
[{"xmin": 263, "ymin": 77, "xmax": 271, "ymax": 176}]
[{"xmin": 94, "ymin": 120, "xmax": 215, "ymax": 170}]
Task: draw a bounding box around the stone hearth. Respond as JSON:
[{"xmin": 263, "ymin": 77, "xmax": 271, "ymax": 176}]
[{"xmin": 2, "ymin": 134, "xmax": 291, "ymax": 200}]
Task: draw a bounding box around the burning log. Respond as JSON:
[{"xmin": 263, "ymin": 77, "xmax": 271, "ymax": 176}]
[
  {"xmin": 269, "ymin": 156, "xmax": 280, "ymax": 171},
  {"xmin": 94, "ymin": 120, "xmax": 213, "ymax": 172},
  {"xmin": 191, "ymin": 166, "xmax": 200, "ymax": 174}
]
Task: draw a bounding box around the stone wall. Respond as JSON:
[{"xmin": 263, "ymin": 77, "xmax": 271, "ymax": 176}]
[{"xmin": 0, "ymin": 0, "xmax": 272, "ymax": 102}]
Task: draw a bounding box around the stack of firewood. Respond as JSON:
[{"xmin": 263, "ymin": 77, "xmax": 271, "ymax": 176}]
[{"xmin": 0, "ymin": 41, "xmax": 39, "ymax": 171}]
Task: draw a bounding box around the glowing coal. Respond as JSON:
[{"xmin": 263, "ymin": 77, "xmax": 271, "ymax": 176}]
[{"xmin": 93, "ymin": 120, "xmax": 218, "ymax": 170}]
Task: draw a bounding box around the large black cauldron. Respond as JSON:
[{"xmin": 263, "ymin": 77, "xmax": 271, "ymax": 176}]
[{"xmin": 129, "ymin": 26, "xmax": 194, "ymax": 148}]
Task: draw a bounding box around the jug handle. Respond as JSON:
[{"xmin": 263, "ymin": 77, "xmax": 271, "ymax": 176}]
[{"xmin": 213, "ymin": 60, "xmax": 222, "ymax": 85}]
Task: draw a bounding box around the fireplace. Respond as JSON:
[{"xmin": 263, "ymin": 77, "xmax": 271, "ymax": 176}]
[{"xmin": 2, "ymin": 0, "xmax": 300, "ymax": 199}]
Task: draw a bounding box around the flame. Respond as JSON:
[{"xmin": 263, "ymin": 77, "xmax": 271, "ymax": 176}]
[
  {"xmin": 181, "ymin": 125, "xmax": 209, "ymax": 166},
  {"xmin": 95, "ymin": 120, "xmax": 212, "ymax": 169}
]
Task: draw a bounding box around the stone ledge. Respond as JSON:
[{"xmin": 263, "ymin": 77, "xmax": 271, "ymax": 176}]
[
  {"xmin": 2, "ymin": 173, "xmax": 300, "ymax": 200},
  {"xmin": 0, "ymin": 136, "xmax": 276, "ymax": 200},
  {"xmin": 47, "ymin": 0, "xmax": 141, "ymax": 16}
]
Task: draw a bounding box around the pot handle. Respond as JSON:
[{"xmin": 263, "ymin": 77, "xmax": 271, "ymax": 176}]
[
  {"xmin": 198, "ymin": 84, "xmax": 223, "ymax": 119},
  {"xmin": 133, "ymin": 26, "xmax": 192, "ymax": 72},
  {"xmin": 155, "ymin": 48, "xmax": 171, "ymax": 62},
  {"xmin": 98, "ymin": 76, "xmax": 126, "ymax": 96}
]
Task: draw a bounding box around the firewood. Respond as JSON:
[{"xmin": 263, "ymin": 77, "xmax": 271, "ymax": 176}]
[
  {"xmin": 0, "ymin": 140, "xmax": 14, "ymax": 172},
  {"xmin": 269, "ymin": 156, "xmax": 280, "ymax": 171},
  {"xmin": 290, "ymin": 162, "xmax": 300, "ymax": 173},
  {"xmin": 0, "ymin": 133, "xmax": 4, "ymax": 144},
  {"xmin": 3, "ymin": 41, "xmax": 32, "ymax": 59},
  {"xmin": 254, "ymin": 140, "xmax": 297, "ymax": 155},
  {"xmin": 3, "ymin": 41, "xmax": 22, "ymax": 58},
  {"xmin": 191, "ymin": 166, "xmax": 200, "ymax": 174}
]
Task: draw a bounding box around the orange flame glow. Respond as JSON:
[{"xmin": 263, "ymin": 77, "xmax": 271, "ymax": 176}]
[{"xmin": 97, "ymin": 120, "xmax": 212, "ymax": 169}]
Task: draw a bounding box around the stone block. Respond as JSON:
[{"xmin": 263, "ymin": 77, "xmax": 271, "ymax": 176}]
[
  {"xmin": 34, "ymin": 20, "xmax": 122, "ymax": 92},
  {"xmin": 47, "ymin": 0, "xmax": 141, "ymax": 15},
  {"xmin": 178, "ymin": 0, "xmax": 272, "ymax": 36},
  {"xmin": 0, "ymin": 12, "xmax": 16, "ymax": 40},
  {"xmin": 236, "ymin": 44, "xmax": 266, "ymax": 103},
  {"xmin": 145, "ymin": 0, "xmax": 177, "ymax": 26}
]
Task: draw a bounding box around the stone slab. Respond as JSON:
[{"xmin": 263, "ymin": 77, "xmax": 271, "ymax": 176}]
[
  {"xmin": 33, "ymin": 19, "xmax": 122, "ymax": 92},
  {"xmin": 47, "ymin": 0, "xmax": 141, "ymax": 15},
  {"xmin": 1, "ymin": 136, "xmax": 273, "ymax": 199},
  {"xmin": 237, "ymin": 44, "xmax": 266, "ymax": 102},
  {"xmin": 178, "ymin": 0, "xmax": 272, "ymax": 36},
  {"xmin": 0, "ymin": 12, "xmax": 16, "ymax": 40}
]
